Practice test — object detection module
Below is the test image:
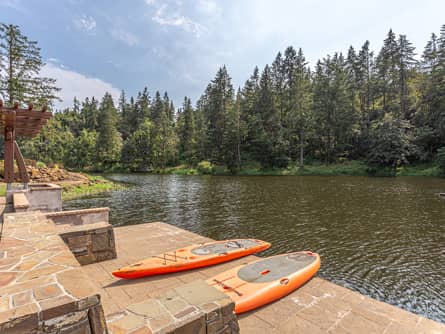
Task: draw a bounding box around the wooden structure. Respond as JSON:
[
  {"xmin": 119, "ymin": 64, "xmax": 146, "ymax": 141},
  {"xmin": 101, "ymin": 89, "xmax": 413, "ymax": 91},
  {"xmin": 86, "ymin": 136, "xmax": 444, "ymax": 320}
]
[{"xmin": 0, "ymin": 100, "xmax": 52, "ymax": 188}]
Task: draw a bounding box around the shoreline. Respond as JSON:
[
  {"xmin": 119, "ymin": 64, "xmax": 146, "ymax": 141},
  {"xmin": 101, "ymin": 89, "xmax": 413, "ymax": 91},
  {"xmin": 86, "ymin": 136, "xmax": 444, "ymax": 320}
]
[
  {"xmin": 0, "ymin": 174, "xmax": 125, "ymax": 200},
  {"xmin": 114, "ymin": 161, "xmax": 441, "ymax": 177},
  {"xmin": 60, "ymin": 174, "xmax": 126, "ymax": 200},
  {"xmin": 1, "ymin": 161, "xmax": 439, "ymax": 200}
]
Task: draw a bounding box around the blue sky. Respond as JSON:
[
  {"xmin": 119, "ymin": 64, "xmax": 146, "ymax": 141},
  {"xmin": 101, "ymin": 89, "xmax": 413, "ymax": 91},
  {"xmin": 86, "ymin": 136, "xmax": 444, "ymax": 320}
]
[{"xmin": 1, "ymin": 0, "xmax": 444, "ymax": 109}]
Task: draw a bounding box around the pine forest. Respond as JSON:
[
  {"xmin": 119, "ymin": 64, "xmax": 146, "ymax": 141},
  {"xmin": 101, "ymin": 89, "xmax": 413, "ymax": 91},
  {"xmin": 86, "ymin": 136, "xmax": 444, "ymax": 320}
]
[{"xmin": 3, "ymin": 24, "xmax": 445, "ymax": 175}]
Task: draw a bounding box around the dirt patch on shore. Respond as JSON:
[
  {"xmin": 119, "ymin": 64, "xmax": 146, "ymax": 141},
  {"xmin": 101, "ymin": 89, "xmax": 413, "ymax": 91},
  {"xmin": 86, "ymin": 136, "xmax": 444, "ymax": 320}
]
[{"xmin": 0, "ymin": 160, "xmax": 90, "ymax": 185}]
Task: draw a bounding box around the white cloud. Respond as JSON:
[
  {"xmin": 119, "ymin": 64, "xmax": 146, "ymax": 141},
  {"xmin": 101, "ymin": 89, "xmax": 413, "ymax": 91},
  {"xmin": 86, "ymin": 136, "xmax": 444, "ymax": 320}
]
[
  {"xmin": 196, "ymin": 0, "xmax": 221, "ymax": 16},
  {"xmin": 146, "ymin": 1, "xmax": 207, "ymax": 37},
  {"xmin": 152, "ymin": 4, "xmax": 207, "ymax": 37},
  {"xmin": 110, "ymin": 29, "xmax": 140, "ymax": 46},
  {"xmin": 41, "ymin": 62, "xmax": 120, "ymax": 109},
  {"xmin": 73, "ymin": 15, "xmax": 97, "ymax": 32}
]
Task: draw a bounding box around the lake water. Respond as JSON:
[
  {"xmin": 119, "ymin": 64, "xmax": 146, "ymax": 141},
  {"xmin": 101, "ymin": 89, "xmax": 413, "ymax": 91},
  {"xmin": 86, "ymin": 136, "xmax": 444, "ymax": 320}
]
[{"xmin": 64, "ymin": 174, "xmax": 445, "ymax": 323}]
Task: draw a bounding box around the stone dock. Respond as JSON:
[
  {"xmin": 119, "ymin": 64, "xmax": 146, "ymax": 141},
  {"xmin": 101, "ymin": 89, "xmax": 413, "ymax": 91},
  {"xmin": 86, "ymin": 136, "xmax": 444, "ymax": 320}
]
[
  {"xmin": 0, "ymin": 184, "xmax": 444, "ymax": 333},
  {"xmin": 86, "ymin": 222, "xmax": 445, "ymax": 334}
]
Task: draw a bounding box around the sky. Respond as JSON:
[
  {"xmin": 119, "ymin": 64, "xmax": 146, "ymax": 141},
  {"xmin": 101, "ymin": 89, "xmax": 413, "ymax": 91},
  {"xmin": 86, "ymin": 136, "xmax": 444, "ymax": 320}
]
[{"xmin": 1, "ymin": 0, "xmax": 444, "ymax": 109}]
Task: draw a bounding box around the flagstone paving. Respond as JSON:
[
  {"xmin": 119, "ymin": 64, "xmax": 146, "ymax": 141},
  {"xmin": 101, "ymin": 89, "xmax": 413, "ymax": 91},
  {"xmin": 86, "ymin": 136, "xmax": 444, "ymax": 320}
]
[
  {"xmin": 0, "ymin": 211, "xmax": 107, "ymax": 333},
  {"xmin": 83, "ymin": 221, "xmax": 445, "ymax": 334},
  {"xmin": 0, "ymin": 204, "xmax": 444, "ymax": 333}
]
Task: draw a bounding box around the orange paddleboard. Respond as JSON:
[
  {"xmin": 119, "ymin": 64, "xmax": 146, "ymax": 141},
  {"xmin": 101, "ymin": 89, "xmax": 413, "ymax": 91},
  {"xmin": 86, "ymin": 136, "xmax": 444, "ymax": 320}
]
[
  {"xmin": 207, "ymin": 251, "xmax": 320, "ymax": 314},
  {"xmin": 112, "ymin": 239, "xmax": 271, "ymax": 279}
]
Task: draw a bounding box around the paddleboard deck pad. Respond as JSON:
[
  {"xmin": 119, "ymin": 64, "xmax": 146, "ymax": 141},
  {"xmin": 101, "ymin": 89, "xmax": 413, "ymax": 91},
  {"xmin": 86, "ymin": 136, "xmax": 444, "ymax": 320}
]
[
  {"xmin": 207, "ymin": 251, "xmax": 320, "ymax": 314},
  {"xmin": 112, "ymin": 239, "xmax": 271, "ymax": 279}
]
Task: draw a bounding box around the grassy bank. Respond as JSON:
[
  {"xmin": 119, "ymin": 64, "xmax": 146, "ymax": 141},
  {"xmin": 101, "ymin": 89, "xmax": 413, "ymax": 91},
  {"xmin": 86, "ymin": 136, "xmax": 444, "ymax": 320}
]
[
  {"xmin": 61, "ymin": 175, "xmax": 125, "ymax": 201},
  {"xmin": 150, "ymin": 161, "xmax": 442, "ymax": 177},
  {"xmin": 396, "ymin": 164, "xmax": 440, "ymax": 176},
  {"xmin": 0, "ymin": 174, "xmax": 125, "ymax": 200}
]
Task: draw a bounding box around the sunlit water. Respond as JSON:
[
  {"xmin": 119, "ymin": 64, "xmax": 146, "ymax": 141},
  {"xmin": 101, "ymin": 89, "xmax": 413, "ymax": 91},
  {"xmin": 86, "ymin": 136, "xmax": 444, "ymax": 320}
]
[{"xmin": 64, "ymin": 174, "xmax": 445, "ymax": 323}]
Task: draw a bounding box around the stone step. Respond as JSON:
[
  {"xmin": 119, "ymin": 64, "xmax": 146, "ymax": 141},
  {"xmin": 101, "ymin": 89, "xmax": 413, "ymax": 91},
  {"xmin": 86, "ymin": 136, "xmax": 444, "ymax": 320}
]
[{"xmin": 12, "ymin": 192, "xmax": 30, "ymax": 212}]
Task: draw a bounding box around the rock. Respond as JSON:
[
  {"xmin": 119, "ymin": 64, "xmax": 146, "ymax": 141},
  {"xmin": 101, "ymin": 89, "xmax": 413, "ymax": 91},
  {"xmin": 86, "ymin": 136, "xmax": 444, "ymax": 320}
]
[{"xmin": 2, "ymin": 162, "xmax": 91, "ymax": 185}]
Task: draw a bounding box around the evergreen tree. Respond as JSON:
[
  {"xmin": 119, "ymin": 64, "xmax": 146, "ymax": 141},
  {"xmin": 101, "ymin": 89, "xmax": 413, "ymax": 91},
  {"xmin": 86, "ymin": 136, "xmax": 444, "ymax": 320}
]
[
  {"xmin": 204, "ymin": 66, "xmax": 235, "ymax": 163},
  {"xmin": 118, "ymin": 90, "xmax": 132, "ymax": 141},
  {"xmin": 224, "ymin": 89, "xmax": 242, "ymax": 171},
  {"xmin": 10, "ymin": 22, "xmax": 445, "ymax": 173},
  {"xmin": 288, "ymin": 48, "xmax": 313, "ymax": 166},
  {"xmin": 134, "ymin": 87, "xmax": 151, "ymax": 128},
  {"xmin": 356, "ymin": 41, "xmax": 376, "ymax": 153},
  {"xmin": 376, "ymin": 29, "xmax": 400, "ymax": 115},
  {"xmin": 415, "ymin": 25, "xmax": 445, "ymax": 156},
  {"xmin": 178, "ymin": 97, "xmax": 197, "ymax": 164},
  {"xmin": 313, "ymin": 54, "xmax": 356, "ymax": 162},
  {"xmin": 0, "ymin": 23, "xmax": 59, "ymax": 105},
  {"xmin": 58, "ymin": 99, "xmax": 83, "ymax": 137},
  {"xmin": 96, "ymin": 93, "xmax": 122, "ymax": 168},
  {"xmin": 421, "ymin": 33, "xmax": 439, "ymax": 72},
  {"xmin": 239, "ymin": 67, "xmax": 260, "ymax": 158},
  {"xmin": 195, "ymin": 84, "xmax": 212, "ymax": 160},
  {"xmin": 271, "ymin": 52, "xmax": 285, "ymax": 123},
  {"xmin": 81, "ymin": 97, "xmax": 100, "ymax": 131},
  {"xmin": 152, "ymin": 92, "xmax": 176, "ymax": 168},
  {"xmin": 397, "ymin": 34, "xmax": 416, "ymax": 118},
  {"xmin": 151, "ymin": 91, "xmax": 163, "ymax": 123},
  {"xmin": 253, "ymin": 65, "xmax": 284, "ymax": 167}
]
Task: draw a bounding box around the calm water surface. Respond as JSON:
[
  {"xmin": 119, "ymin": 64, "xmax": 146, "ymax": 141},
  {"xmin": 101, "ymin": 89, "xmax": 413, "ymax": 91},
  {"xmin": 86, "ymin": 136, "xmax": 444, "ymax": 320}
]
[{"xmin": 65, "ymin": 175, "xmax": 445, "ymax": 322}]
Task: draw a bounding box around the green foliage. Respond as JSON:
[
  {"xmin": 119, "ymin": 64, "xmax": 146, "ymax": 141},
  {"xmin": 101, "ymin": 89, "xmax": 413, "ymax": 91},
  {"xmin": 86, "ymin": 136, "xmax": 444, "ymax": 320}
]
[
  {"xmin": 65, "ymin": 129, "xmax": 97, "ymax": 170},
  {"xmin": 121, "ymin": 120, "xmax": 154, "ymax": 171},
  {"xmin": 196, "ymin": 160, "xmax": 214, "ymax": 174},
  {"xmin": 436, "ymin": 147, "xmax": 445, "ymax": 175},
  {"xmin": 21, "ymin": 116, "xmax": 73, "ymax": 164},
  {"xmin": 367, "ymin": 113, "xmax": 412, "ymax": 169}
]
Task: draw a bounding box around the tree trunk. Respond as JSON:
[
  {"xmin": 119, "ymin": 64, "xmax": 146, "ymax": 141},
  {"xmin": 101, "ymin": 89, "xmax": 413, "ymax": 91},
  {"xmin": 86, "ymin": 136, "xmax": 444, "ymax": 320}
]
[
  {"xmin": 8, "ymin": 26, "xmax": 14, "ymax": 104},
  {"xmin": 299, "ymin": 128, "xmax": 304, "ymax": 167},
  {"xmin": 236, "ymin": 137, "xmax": 241, "ymax": 171}
]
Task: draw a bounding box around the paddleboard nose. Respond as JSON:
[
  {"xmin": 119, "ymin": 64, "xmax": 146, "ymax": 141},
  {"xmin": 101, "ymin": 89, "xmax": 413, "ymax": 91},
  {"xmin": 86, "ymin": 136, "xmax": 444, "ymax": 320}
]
[{"xmin": 112, "ymin": 269, "xmax": 136, "ymax": 278}]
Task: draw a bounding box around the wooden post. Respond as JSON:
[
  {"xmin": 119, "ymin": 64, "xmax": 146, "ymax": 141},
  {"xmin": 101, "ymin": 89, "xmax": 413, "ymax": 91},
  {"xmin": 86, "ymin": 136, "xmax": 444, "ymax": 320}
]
[
  {"xmin": 14, "ymin": 141, "xmax": 29, "ymax": 187},
  {"xmin": 4, "ymin": 127, "xmax": 15, "ymax": 187}
]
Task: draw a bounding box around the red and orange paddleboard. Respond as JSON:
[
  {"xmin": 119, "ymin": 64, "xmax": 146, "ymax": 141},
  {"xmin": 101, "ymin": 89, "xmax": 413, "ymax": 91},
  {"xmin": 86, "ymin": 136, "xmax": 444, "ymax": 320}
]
[
  {"xmin": 112, "ymin": 239, "xmax": 271, "ymax": 279},
  {"xmin": 207, "ymin": 251, "xmax": 320, "ymax": 314}
]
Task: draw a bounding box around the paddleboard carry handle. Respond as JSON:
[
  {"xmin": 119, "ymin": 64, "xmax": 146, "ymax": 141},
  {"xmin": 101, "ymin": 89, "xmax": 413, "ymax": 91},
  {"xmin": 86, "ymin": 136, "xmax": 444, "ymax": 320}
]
[
  {"xmin": 280, "ymin": 278, "xmax": 290, "ymax": 285},
  {"xmin": 212, "ymin": 278, "xmax": 243, "ymax": 296}
]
